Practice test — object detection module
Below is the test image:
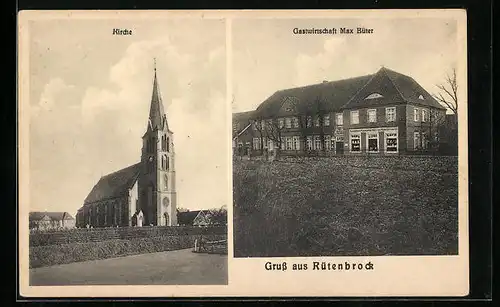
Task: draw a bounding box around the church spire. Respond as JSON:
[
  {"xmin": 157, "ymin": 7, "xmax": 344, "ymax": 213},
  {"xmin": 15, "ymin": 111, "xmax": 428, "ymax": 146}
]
[{"xmin": 148, "ymin": 58, "xmax": 166, "ymax": 130}]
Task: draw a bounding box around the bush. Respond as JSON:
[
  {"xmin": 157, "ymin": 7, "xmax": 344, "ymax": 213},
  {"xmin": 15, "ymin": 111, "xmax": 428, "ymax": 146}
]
[
  {"xmin": 233, "ymin": 156, "xmax": 458, "ymax": 257},
  {"xmin": 30, "ymin": 226, "xmax": 226, "ymax": 247},
  {"xmin": 30, "ymin": 234, "xmax": 227, "ymax": 268}
]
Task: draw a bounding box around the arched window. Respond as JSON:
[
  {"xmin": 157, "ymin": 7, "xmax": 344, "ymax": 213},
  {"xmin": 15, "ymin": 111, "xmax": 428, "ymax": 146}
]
[
  {"xmin": 166, "ymin": 137, "xmax": 170, "ymax": 152},
  {"xmin": 166, "ymin": 156, "xmax": 169, "ymax": 170},
  {"xmin": 164, "ymin": 174, "xmax": 168, "ymax": 190}
]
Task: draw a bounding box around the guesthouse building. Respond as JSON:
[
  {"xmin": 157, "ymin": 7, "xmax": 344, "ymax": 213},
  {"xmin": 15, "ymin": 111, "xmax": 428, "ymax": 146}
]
[{"xmin": 232, "ymin": 67, "xmax": 448, "ymax": 156}]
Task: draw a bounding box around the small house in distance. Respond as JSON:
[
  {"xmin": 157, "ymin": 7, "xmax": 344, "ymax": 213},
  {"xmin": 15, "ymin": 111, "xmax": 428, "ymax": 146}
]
[
  {"xmin": 177, "ymin": 210, "xmax": 211, "ymax": 227},
  {"xmin": 29, "ymin": 211, "xmax": 76, "ymax": 231}
]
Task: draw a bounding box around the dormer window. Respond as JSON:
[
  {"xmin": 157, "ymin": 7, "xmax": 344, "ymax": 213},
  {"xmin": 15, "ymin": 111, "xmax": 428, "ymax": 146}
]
[
  {"xmin": 418, "ymin": 94, "xmax": 425, "ymax": 100},
  {"xmin": 365, "ymin": 93, "xmax": 384, "ymax": 99}
]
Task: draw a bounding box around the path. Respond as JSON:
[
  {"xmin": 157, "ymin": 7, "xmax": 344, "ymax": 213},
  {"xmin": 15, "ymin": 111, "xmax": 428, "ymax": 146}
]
[{"xmin": 30, "ymin": 248, "xmax": 227, "ymax": 285}]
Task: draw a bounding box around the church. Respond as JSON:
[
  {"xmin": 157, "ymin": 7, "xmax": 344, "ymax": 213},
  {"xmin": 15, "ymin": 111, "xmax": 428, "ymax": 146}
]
[{"xmin": 75, "ymin": 63, "xmax": 178, "ymax": 228}]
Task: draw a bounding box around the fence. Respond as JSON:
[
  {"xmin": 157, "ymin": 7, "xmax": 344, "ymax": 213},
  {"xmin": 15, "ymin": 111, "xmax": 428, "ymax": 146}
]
[{"xmin": 193, "ymin": 238, "xmax": 228, "ymax": 255}]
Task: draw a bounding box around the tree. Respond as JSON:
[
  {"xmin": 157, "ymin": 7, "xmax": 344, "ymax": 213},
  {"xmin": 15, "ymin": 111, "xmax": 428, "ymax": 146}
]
[
  {"xmin": 206, "ymin": 206, "xmax": 227, "ymax": 226},
  {"xmin": 433, "ymin": 68, "xmax": 458, "ymax": 116},
  {"xmin": 264, "ymin": 117, "xmax": 285, "ymax": 159},
  {"xmin": 252, "ymin": 117, "xmax": 266, "ymax": 156}
]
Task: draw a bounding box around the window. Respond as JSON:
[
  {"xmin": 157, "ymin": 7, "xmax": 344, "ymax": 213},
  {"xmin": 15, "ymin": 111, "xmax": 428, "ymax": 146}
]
[
  {"xmin": 292, "ymin": 117, "xmax": 299, "ymax": 128},
  {"xmin": 164, "ymin": 174, "xmax": 168, "ymax": 190},
  {"xmin": 365, "ymin": 93, "xmax": 384, "ymax": 99},
  {"xmin": 414, "ymin": 107, "xmax": 420, "ymax": 122},
  {"xmin": 324, "ymin": 135, "xmax": 331, "ymax": 150},
  {"xmin": 385, "ymin": 107, "xmax": 396, "ymax": 122},
  {"xmin": 166, "ymin": 156, "xmax": 169, "ymax": 170},
  {"xmin": 267, "ymin": 139, "xmax": 274, "ymax": 150},
  {"xmin": 418, "ymin": 94, "xmax": 425, "ymax": 100},
  {"xmin": 421, "ymin": 109, "xmax": 428, "ymax": 122},
  {"xmin": 368, "ymin": 109, "xmax": 377, "ymax": 123},
  {"xmin": 285, "ymin": 137, "xmax": 293, "ymax": 150},
  {"xmin": 285, "ymin": 117, "xmax": 292, "ymax": 128},
  {"xmin": 351, "ymin": 111, "xmax": 359, "ymax": 124},
  {"xmin": 414, "ymin": 132, "xmax": 421, "ymax": 150},
  {"xmin": 161, "ymin": 135, "xmax": 167, "ymax": 151},
  {"xmin": 350, "ymin": 133, "xmax": 361, "ymax": 152},
  {"xmin": 421, "ymin": 132, "xmax": 429, "ymax": 149},
  {"xmin": 324, "ymin": 114, "xmax": 330, "ymax": 126},
  {"xmin": 280, "ymin": 138, "xmax": 285, "ymax": 150},
  {"xmin": 306, "ymin": 136, "xmax": 313, "ymax": 150},
  {"xmin": 306, "ymin": 116, "xmax": 312, "ymax": 127},
  {"xmin": 253, "ymin": 137, "xmax": 261, "ymax": 150},
  {"xmin": 336, "ymin": 113, "xmax": 343, "ymax": 126},
  {"xmin": 252, "ymin": 121, "xmax": 258, "ymax": 130},
  {"xmin": 367, "ymin": 132, "xmax": 379, "ymax": 152},
  {"xmin": 385, "ymin": 131, "xmax": 398, "ymax": 153},
  {"xmin": 166, "ymin": 137, "xmax": 170, "ymax": 152},
  {"xmin": 314, "ymin": 117, "xmax": 320, "ymax": 127},
  {"xmin": 314, "ymin": 136, "xmax": 322, "ymax": 150},
  {"xmin": 278, "ymin": 118, "xmax": 284, "ymax": 129},
  {"xmin": 292, "ymin": 136, "xmax": 300, "ymax": 150}
]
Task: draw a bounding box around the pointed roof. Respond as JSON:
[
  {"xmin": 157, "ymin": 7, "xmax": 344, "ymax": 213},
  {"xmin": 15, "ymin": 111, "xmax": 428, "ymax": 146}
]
[
  {"xmin": 83, "ymin": 163, "xmax": 141, "ymax": 204},
  {"xmin": 341, "ymin": 67, "xmax": 446, "ymax": 110},
  {"xmin": 148, "ymin": 60, "xmax": 167, "ymax": 130}
]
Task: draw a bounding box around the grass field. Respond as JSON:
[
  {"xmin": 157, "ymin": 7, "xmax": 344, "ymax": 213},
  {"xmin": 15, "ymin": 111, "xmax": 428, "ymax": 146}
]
[{"xmin": 233, "ymin": 156, "xmax": 458, "ymax": 257}]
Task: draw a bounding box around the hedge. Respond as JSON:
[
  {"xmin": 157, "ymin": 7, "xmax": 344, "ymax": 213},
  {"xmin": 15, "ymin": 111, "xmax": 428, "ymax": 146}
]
[
  {"xmin": 30, "ymin": 234, "xmax": 227, "ymax": 268},
  {"xmin": 233, "ymin": 156, "xmax": 458, "ymax": 257},
  {"xmin": 30, "ymin": 226, "xmax": 226, "ymax": 247}
]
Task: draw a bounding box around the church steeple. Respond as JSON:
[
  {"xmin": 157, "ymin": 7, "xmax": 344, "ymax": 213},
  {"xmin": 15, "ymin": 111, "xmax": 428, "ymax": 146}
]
[{"xmin": 148, "ymin": 58, "xmax": 166, "ymax": 130}]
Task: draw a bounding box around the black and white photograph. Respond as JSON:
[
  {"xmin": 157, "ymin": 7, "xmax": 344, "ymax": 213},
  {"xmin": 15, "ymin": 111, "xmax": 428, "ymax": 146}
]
[
  {"xmin": 232, "ymin": 17, "xmax": 463, "ymax": 258},
  {"xmin": 20, "ymin": 13, "xmax": 228, "ymax": 287}
]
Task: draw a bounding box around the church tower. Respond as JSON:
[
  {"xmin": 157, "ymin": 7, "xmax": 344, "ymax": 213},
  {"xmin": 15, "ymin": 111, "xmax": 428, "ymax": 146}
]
[{"xmin": 138, "ymin": 60, "xmax": 177, "ymax": 226}]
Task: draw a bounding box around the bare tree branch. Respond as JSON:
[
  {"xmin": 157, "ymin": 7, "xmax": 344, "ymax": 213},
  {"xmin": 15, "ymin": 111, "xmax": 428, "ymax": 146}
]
[{"xmin": 433, "ymin": 68, "xmax": 458, "ymax": 116}]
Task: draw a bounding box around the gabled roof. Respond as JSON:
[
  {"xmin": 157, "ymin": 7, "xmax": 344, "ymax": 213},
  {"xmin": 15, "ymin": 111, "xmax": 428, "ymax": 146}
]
[
  {"xmin": 84, "ymin": 163, "xmax": 141, "ymax": 204},
  {"xmin": 254, "ymin": 75, "xmax": 373, "ymax": 118},
  {"xmin": 232, "ymin": 110, "xmax": 254, "ymax": 122},
  {"xmin": 233, "ymin": 111, "xmax": 254, "ymax": 138},
  {"xmin": 177, "ymin": 210, "xmax": 203, "ymax": 225},
  {"xmin": 29, "ymin": 212, "xmax": 74, "ymax": 221},
  {"xmin": 341, "ymin": 67, "xmax": 446, "ymax": 110}
]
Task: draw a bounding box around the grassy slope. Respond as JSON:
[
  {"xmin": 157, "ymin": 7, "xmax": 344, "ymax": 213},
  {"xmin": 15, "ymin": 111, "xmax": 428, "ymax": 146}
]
[{"xmin": 233, "ymin": 157, "xmax": 458, "ymax": 257}]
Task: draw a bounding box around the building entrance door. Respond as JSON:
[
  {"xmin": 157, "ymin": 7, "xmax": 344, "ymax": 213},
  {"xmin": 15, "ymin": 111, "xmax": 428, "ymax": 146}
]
[{"xmin": 335, "ymin": 142, "xmax": 344, "ymax": 155}]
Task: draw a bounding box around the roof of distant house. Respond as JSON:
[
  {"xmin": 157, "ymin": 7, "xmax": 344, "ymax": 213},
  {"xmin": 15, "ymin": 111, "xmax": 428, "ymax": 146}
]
[
  {"xmin": 29, "ymin": 211, "xmax": 75, "ymax": 221},
  {"xmin": 177, "ymin": 210, "xmax": 204, "ymax": 225},
  {"xmin": 83, "ymin": 162, "xmax": 141, "ymax": 204}
]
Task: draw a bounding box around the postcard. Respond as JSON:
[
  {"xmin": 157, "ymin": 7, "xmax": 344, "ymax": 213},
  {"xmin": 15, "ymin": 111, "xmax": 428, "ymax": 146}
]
[{"xmin": 18, "ymin": 9, "xmax": 468, "ymax": 297}]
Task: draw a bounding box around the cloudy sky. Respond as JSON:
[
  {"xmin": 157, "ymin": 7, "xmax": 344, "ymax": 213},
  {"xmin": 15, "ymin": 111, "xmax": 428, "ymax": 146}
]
[
  {"xmin": 232, "ymin": 17, "xmax": 461, "ymax": 113},
  {"xmin": 29, "ymin": 18, "xmax": 227, "ymax": 216}
]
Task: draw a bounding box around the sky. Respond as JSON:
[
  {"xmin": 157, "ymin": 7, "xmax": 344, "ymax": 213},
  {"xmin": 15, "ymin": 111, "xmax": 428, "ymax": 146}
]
[
  {"xmin": 232, "ymin": 18, "xmax": 460, "ymax": 113},
  {"xmin": 29, "ymin": 18, "xmax": 227, "ymax": 216}
]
